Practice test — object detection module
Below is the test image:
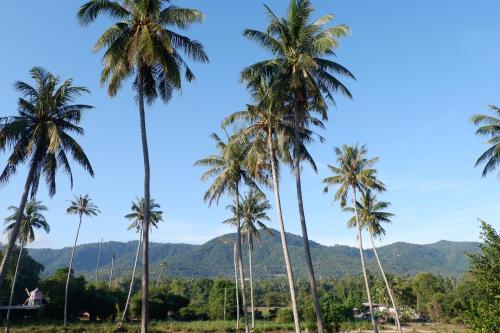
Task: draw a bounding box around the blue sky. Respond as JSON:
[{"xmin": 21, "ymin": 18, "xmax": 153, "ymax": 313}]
[{"xmin": 0, "ymin": 0, "xmax": 499, "ymax": 249}]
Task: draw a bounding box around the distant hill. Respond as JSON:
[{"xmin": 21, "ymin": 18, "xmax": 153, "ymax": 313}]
[{"xmin": 25, "ymin": 229, "xmax": 479, "ymax": 280}]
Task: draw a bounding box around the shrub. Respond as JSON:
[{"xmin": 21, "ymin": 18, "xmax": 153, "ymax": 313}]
[{"xmin": 275, "ymin": 307, "xmax": 294, "ymax": 323}]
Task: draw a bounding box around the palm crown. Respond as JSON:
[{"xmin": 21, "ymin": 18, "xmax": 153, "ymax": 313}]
[
  {"xmin": 4, "ymin": 199, "xmax": 50, "ymax": 245},
  {"xmin": 471, "ymin": 104, "xmax": 500, "ymax": 177},
  {"xmin": 223, "ymin": 77, "xmax": 323, "ymax": 173},
  {"xmin": 241, "ymin": 0, "xmax": 354, "ymax": 124},
  {"xmin": 223, "ymin": 190, "xmax": 272, "ymax": 248},
  {"xmin": 195, "ymin": 133, "xmax": 265, "ymax": 206},
  {"xmin": 0, "ymin": 67, "xmax": 94, "ymax": 196},
  {"xmin": 78, "ymin": 0, "xmax": 209, "ymax": 101},
  {"xmin": 125, "ymin": 197, "xmax": 163, "ymax": 232},
  {"xmin": 344, "ymin": 190, "xmax": 394, "ymax": 238},
  {"xmin": 323, "ymin": 144, "xmax": 385, "ymax": 207},
  {"xmin": 66, "ymin": 194, "xmax": 100, "ymax": 217}
]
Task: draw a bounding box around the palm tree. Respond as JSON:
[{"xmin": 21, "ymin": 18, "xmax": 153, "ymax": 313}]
[
  {"xmin": 65, "ymin": 194, "xmax": 100, "ymax": 329},
  {"xmin": 223, "ymin": 77, "xmax": 320, "ymax": 333},
  {"xmin": 344, "ymin": 190, "xmax": 402, "ymax": 332},
  {"xmin": 0, "ymin": 67, "xmax": 94, "ymax": 287},
  {"xmin": 77, "ymin": 2, "xmax": 208, "ymax": 331},
  {"xmin": 224, "ymin": 190, "xmax": 272, "ymax": 329},
  {"xmin": 471, "ymin": 104, "xmax": 500, "ymax": 178},
  {"xmin": 241, "ymin": 2, "xmax": 354, "ymax": 330},
  {"xmin": 196, "ymin": 133, "xmax": 265, "ymax": 333},
  {"xmin": 3, "ymin": 199, "xmax": 50, "ymax": 333},
  {"xmin": 120, "ymin": 198, "xmax": 163, "ymax": 327},
  {"xmin": 322, "ymin": 144, "xmax": 385, "ymax": 333}
]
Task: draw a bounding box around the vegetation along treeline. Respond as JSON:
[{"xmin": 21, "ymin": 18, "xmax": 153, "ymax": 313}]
[{"xmin": 0, "ymin": 0, "xmax": 498, "ymax": 332}]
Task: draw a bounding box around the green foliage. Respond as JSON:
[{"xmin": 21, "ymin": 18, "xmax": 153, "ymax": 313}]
[
  {"xmin": 0, "ymin": 246, "xmax": 44, "ymax": 305},
  {"xmin": 412, "ymin": 272, "xmax": 447, "ymax": 316},
  {"xmin": 471, "ymin": 105, "xmax": 500, "ymax": 178},
  {"xmin": 41, "ymin": 268, "xmax": 87, "ymax": 319},
  {"xmin": 207, "ymin": 279, "xmax": 236, "ymax": 320},
  {"xmin": 319, "ymin": 293, "xmax": 354, "ymax": 333},
  {"xmin": 129, "ymin": 285, "xmax": 189, "ymax": 320},
  {"xmin": 461, "ymin": 221, "xmax": 500, "ymax": 332},
  {"xmin": 275, "ymin": 307, "xmax": 294, "ymax": 324},
  {"xmin": 85, "ymin": 282, "xmax": 124, "ymax": 320}
]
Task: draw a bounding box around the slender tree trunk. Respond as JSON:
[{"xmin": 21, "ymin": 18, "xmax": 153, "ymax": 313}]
[
  {"xmin": 352, "ymin": 187, "xmax": 378, "ymax": 333},
  {"xmin": 138, "ymin": 68, "xmax": 151, "ymax": 333},
  {"xmin": 247, "ymin": 231, "xmax": 255, "ymax": 329},
  {"xmin": 95, "ymin": 238, "xmax": 103, "ymax": 282},
  {"xmin": 64, "ymin": 213, "xmax": 84, "ymax": 330},
  {"xmin": 120, "ymin": 227, "xmax": 143, "ymax": 327},
  {"xmin": 369, "ymin": 232, "xmax": 402, "ymax": 332},
  {"xmin": 292, "ymin": 99, "xmax": 324, "ymax": 333},
  {"xmin": 0, "ymin": 162, "xmax": 37, "ymax": 287},
  {"xmin": 109, "ymin": 254, "xmax": 115, "ymax": 288},
  {"xmin": 223, "ymin": 287, "xmax": 227, "ymax": 321},
  {"xmin": 4, "ymin": 243, "xmax": 24, "ymax": 333},
  {"xmin": 233, "ymin": 243, "xmax": 240, "ymax": 331},
  {"xmin": 267, "ymin": 127, "xmax": 301, "ymax": 333},
  {"xmin": 235, "ymin": 186, "xmax": 249, "ymax": 333},
  {"xmin": 155, "ymin": 267, "xmax": 164, "ymax": 287}
]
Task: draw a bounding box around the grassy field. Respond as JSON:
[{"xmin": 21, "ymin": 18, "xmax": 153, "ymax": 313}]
[{"xmin": 6, "ymin": 321, "xmax": 471, "ymax": 333}]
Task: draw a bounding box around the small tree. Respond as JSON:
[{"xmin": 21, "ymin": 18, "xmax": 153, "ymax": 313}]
[{"xmin": 461, "ymin": 221, "xmax": 500, "ymax": 331}]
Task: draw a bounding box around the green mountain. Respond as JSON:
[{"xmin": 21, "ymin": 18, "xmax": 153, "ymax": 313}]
[{"xmin": 26, "ymin": 230, "xmax": 479, "ymax": 280}]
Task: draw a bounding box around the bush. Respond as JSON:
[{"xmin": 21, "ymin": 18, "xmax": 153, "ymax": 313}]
[
  {"xmin": 275, "ymin": 307, "xmax": 293, "ymax": 323},
  {"xmin": 129, "ymin": 286, "xmax": 189, "ymax": 320}
]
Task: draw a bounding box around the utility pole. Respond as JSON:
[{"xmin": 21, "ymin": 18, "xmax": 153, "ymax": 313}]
[
  {"xmin": 223, "ymin": 287, "xmax": 227, "ymax": 321},
  {"xmin": 109, "ymin": 254, "xmax": 115, "ymax": 288},
  {"xmin": 95, "ymin": 238, "xmax": 103, "ymax": 282}
]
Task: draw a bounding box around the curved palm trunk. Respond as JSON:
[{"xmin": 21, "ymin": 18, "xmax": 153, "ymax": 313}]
[
  {"xmin": 4, "ymin": 243, "xmax": 24, "ymax": 333},
  {"xmin": 0, "ymin": 162, "xmax": 37, "ymax": 287},
  {"xmin": 109, "ymin": 255, "xmax": 115, "ymax": 288},
  {"xmin": 235, "ymin": 186, "xmax": 249, "ymax": 333},
  {"xmin": 120, "ymin": 227, "xmax": 143, "ymax": 327},
  {"xmin": 369, "ymin": 231, "xmax": 402, "ymax": 332},
  {"xmin": 267, "ymin": 128, "xmax": 301, "ymax": 333},
  {"xmin": 64, "ymin": 213, "xmax": 83, "ymax": 330},
  {"xmin": 293, "ymin": 101, "xmax": 324, "ymax": 333},
  {"xmin": 233, "ymin": 243, "xmax": 240, "ymax": 330},
  {"xmin": 246, "ymin": 231, "xmax": 255, "ymax": 329},
  {"xmin": 352, "ymin": 187, "xmax": 378, "ymax": 333},
  {"xmin": 95, "ymin": 238, "xmax": 103, "ymax": 282},
  {"xmin": 138, "ymin": 69, "xmax": 151, "ymax": 333}
]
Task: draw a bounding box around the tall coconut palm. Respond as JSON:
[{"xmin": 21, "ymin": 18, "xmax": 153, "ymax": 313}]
[
  {"xmin": 78, "ymin": 2, "xmax": 208, "ymax": 331},
  {"xmin": 0, "ymin": 67, "xmax": 94, "ymax": 287},
  {"xmin": 322, "ymin": 144, "xmax": 385, "ymax": 333},
  {"xmin": 223, "ymin": 78, "xmax": 321, "ymax": 333},
  {"xmin": 224, "ymin": 190, "xmax": 272, "ymax": 329},
  {"xmin": 241, "ymin": 2, "xmax": 354, "ymax": 330},
  {"xmin": 120, "ymin": 198, "xmax": 163, "ymax": 327},
  {"xmin": 344, "ymin": 190, "xmax": 402, "ymax": 332},
  {"xmin": 3, "ymin": 199, "xmax": 50, "ymax": 333},
  {"xmin": 65, "ymin": 194, "xmax": 100, "ymax": 329},
  {"xmin": 471, "ymin": 104, "xmax": 500, "ymax": 178},
  {"xmin": 196, "ymin": 133, "xmax": 265, "ymax": 333}
]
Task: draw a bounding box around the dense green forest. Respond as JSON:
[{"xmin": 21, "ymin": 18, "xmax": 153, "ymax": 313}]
[{"xmin": 24, "ymin": 230, "xmax": 479, "ymax": 279}]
